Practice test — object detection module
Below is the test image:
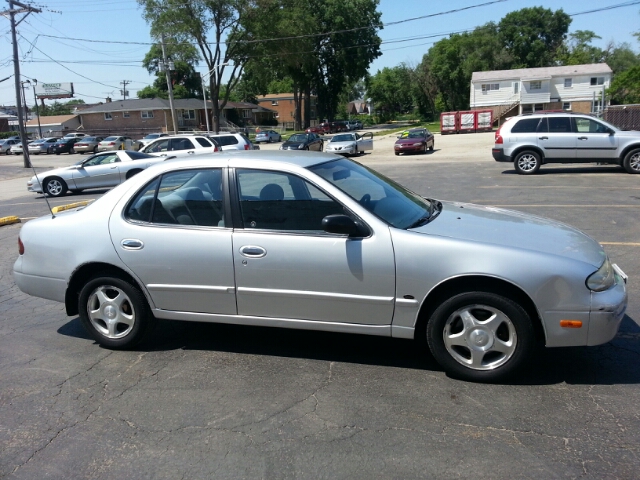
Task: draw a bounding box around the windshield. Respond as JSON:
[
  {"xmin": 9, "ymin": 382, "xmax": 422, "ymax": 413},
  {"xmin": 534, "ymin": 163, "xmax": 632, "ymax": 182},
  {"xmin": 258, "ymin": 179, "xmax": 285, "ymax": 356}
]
[
  {"xmin": 288, "ymin": 134, "xmax": 308, "ymax": 142},
  {"xmin": 144, "ymin": 134, "xmax": 161, "ymax": 140},
  {"xmin": 308, "ymin": 158, "xmax": 433, "ymax": 229},
  {"xmin": 331, "ymin": 134, "xmax": 355, "ymax": 142},
  {"xmin": 104, "ymin": 136, "xmax": 118, "ymax": 141}
]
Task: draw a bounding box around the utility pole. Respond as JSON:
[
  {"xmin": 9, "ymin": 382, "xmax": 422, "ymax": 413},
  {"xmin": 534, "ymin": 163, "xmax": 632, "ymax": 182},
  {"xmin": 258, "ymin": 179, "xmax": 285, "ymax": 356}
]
[
  {"xmin": 120, "ymin": 80, "xmax": 131, "ymax": 100},
  {"xmin": 7, "ymin": 0, "xmax": 41, "ymax": 168},
  {"xmin": 160, "ymin": 34, "xmax": 178, "ymax": 135}
]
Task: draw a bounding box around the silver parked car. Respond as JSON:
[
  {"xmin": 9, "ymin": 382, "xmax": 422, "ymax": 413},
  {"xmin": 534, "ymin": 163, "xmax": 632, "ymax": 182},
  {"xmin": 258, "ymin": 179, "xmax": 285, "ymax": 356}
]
[
  {"xmin": 254, "ymin": 130, "xmax": 282, "ymax": 143},
  {"xmin": 0, "ymin": 138, "xmax": 19, "ymax": 154},
  {"xmin": 28, "ymin": 137, "xmax": 59, "ymax": 155},
  {"xmin": 73, "ymin": 136, "xmax": 105, "ymax": 154},
  {"xmin": 325, "ymin": 132, "xmax": 373, "ymax": 156},
  {"xmin": 14, "ymin": 152, "xmax": 627, "ymax": 382},
  {"xmin": 26, "ymin": 150, "xmax": 170, "ymax": 197}
]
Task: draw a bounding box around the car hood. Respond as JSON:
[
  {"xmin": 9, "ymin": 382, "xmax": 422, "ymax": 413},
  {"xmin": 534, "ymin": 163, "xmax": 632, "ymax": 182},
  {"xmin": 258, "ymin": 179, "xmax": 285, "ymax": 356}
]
[
  {"xmin": 282, "ymin": 141, "xmax": 305, "ymax": 148},
  {"xmin": 328, "ymin": 141, "xmax": 355, "ymax": 147},
  {"xmin": 395, "ymin": 138, "xmax": 425, "ymax": 145},
  {"xmin": 410, "ymin": 200, "xmax": 605, "ymax": 267}
]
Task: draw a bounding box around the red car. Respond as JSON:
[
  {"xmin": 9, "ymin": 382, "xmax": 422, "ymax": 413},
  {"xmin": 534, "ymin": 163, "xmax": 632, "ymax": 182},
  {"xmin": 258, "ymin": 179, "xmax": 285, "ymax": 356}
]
[
  {"xmin": 394, "ymin": 128, "xmax": 435, "ymax": 155},
  {"xmin": 305, "ymin": 122, "xmax": 332, "ymax": 134}
]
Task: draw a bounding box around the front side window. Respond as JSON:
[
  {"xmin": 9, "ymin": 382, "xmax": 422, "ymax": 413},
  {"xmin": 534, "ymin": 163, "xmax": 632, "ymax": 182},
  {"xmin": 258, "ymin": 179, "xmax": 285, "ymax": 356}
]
[
  {"xmin": 145, "ymin": 139, "xmax": 169, "ymax": 153},
  {"xmin": 575, "ymin": 118, "xmax": 611, "ymax": 134},
  {"xmin": 309, "ymin": 159, "xmax": 433, "ymax": 229},
  {"xmin": 169, "ymin": 138, "xmax": 195, "ymax": 151},
  {"xmin": 83, "ymin": 153, "xmax": 119, "ymax": 167},
  {"xmin": 126, "ymin": 169, "xmax": 224, "ymax": 227},
  {"xmin": 236, "ymin": 169, "xmax": 345, "ymax": 232}
]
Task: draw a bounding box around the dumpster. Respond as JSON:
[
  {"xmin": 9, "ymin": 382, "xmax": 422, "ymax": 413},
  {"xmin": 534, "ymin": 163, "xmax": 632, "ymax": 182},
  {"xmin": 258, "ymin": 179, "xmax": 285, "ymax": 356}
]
[
  {"xmin": 440, "ymin": 112, "xmax": 458, "ymax": 134},
  {"xmin": 475, "ymin": 110, "xmax": 493, "ymax": 132},
  {"xmin": 459, "ymin": 111, "xmax": 476, "ymax": 133}
]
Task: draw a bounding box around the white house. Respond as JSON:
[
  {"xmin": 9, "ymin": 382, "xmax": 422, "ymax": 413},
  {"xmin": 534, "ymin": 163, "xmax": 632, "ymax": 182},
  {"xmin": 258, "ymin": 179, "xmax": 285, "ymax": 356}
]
[{"xmin": 470, "ymin": 64, "xmax": 612, "ymax": 123}]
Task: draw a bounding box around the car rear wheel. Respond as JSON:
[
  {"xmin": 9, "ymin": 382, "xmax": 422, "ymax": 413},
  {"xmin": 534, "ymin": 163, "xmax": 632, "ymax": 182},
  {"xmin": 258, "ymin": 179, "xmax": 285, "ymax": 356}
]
[
  {"xmin": 514, "ymin": 150, "xmax": 541, "ymax": 175},
  {"xmin": 44, "ymin": 177, "xmax": 67, "ymax": 197},
  {"xmin": 623, "ymin": 148, "xmax": 640, "ymax": 174},
  {"xmin": 426, "ymin": 291, "xmax": 535, "ymax": 382},
  {"xmin": 78, "ymin": 276, "xmax": 153, "ymax": 349}
]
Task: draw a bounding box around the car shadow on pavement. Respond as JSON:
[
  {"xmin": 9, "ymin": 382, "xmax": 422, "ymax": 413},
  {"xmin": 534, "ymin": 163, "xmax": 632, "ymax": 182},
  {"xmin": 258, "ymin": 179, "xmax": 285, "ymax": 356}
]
[
  {"xmin": 501, "ymin": 166, "xmax": 625, "ymax": 175},
  {"xmin": 58, "ymin": 314, "xmax": 640, "ymax": 385}
]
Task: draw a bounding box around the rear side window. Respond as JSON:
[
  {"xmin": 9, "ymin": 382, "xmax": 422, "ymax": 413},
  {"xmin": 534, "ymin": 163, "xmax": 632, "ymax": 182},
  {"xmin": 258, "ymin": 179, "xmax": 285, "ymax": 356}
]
[
  {"xmin": 195, "ymin": 137, "xmax": 213, "ymax": 147},
  {"xmin": 215, "ymin": 136, "xmax": 239, "ymax": 146},
  {"xmin": 169, "ymin": 138, "xmax": 195, "ymax": 151},
  {"xmin": 510, "ymin": 118, "xmax": 540, "ymax": 133},
  {"xmin": 548, "ymin": 117, "xmax": 572, "ymax": 133}
]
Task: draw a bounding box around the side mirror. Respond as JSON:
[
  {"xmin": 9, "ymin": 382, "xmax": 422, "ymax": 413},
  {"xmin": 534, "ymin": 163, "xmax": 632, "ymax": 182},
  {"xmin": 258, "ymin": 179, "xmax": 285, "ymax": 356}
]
[{"xmin": 322, "ymin": 214, "xmax": 368, "ymax": 237}]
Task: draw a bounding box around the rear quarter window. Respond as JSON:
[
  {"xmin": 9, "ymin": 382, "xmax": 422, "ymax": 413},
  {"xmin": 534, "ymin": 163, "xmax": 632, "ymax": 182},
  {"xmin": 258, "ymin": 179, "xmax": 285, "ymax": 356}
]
[{"xmin": 510, "ymin": 118, "xmax": 540, "ymax": 133}]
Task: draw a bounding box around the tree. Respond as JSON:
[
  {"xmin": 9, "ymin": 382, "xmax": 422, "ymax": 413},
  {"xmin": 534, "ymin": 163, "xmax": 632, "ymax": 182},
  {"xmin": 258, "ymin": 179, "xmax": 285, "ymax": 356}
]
[
  {"xmin": 561, "ymin": 30, "xmax": 605, "ymax": 65},
  {"xmin": 37, "ymin": 99, "xmax": 84, "ymax": 116},
  {"xmin": 137, "ymin": 0, "xmax": 266, "ymax": 133},
  {"xmin": 608, "ymin": 65, "xmax": 640, "ymax": 104},
  {"xmin": 366, "ymin": 65, "xmax": 413, "ymax": 117},
  {"xmin": 498, "ymin": 7, "xmax": 571, "ymax": 68},
  {"xmin": 602, "ymin": 42, "xmax": 640, "ymax": 75}
]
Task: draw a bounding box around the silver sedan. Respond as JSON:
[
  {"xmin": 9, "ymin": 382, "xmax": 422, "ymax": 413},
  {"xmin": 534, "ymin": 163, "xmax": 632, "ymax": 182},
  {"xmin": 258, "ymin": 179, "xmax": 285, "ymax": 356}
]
[
  {"xmin": 13, "ymin": 152, "xmax": 628, "ymax": 382},
  {"xmin": 26, "ymin": 150, "xmax": 170, "ymax": 197}
]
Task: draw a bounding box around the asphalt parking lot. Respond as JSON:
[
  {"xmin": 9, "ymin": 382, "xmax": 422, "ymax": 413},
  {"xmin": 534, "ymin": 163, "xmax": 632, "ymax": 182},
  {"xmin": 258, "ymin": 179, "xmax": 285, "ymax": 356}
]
[{"xmin": 1, "ymin": 133, "xmax": 639, "ymax": 479}]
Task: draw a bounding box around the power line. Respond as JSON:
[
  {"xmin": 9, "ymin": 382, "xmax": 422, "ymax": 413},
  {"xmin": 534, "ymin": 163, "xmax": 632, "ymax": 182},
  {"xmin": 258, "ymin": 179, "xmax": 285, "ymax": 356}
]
[{"xmin": 569, "ymin": 1, "xmax": 640, "ymax": 16}]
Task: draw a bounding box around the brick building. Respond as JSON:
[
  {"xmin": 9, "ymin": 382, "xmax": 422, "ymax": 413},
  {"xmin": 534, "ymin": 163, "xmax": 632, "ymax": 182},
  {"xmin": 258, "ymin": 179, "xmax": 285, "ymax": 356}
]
[{"xmin": 256, "ymin": 93, "xmax": 318, "ymax": 127}]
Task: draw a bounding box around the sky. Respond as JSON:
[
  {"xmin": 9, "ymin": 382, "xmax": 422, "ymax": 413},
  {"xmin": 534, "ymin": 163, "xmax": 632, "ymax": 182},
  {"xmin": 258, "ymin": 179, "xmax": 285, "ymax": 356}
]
[{"xmin": 1, "ymin": 0, "xmax": 639, "ymax": 107}]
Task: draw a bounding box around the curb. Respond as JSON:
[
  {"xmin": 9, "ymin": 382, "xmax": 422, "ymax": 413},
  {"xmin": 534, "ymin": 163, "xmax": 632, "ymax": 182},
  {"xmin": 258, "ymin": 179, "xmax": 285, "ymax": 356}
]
[
  {"xmin": 0, "ymin": 216, "xmax": 21, "ymax": 227},
  {"xmin": 51, "ymin": 200, "xmax": 92, "ymax": 214}
]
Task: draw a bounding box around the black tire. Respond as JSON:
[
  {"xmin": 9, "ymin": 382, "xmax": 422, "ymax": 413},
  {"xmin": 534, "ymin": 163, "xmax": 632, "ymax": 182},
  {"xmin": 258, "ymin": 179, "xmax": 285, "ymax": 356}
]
[
  {"xmin": 78, "ymin": 276, "xmax": 153, "ymax": 349},
  {"xmin": 429, "ymin": 141, "xmax": 434, "ymax": 151},
  {"xmin": 514, "ymin": 150, "xmax": 541, "ymax": 175},
  {"xmin": 394, "ymin": 152, "xmax": 399, "ymax": 156},
  {"xmin": 268, "ymin": 137, "xmax": 273, "ymax": 143},
  {"xmin": 44, "ymin": 177, "xmax": 67, "ymax": 197},
  {"xmin": 425, "ymin": 291, "xmax": 535, "ymax": 383},
  {"xmin": 423, "ymin": 143, "xmax": 428, "ymax": 154},
  {"xmin": 56, "ymin": 152, "xmax": 60, "ymax": 155},
  {"xmin": 93, "ymin": 146, "xmax": 98, "ymax": 153},
  {"xmin": 69, "ymin": 148, "xmax": 75, "ymax": 154},
  {"xmin": 622, "ymin": 148, "xmax": 640, "ymax": 174}
]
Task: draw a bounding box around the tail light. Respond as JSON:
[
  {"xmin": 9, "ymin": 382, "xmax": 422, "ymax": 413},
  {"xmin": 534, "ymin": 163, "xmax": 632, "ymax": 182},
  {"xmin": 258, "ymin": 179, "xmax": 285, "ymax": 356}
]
[
  {"xmin": 244, "ymin": 144, "xmax": 250, "ymax": 150},
  {"xmin": 18, "ymin": 237, "xmax": 24, "ymax": 255},
  {"xmin": 108, "ymin": 142, "xmax": 115, "ymax": 146},
  {"xmin": 495, "ymin": 126, "xmax": 503, "ymax": 144},
  {"xmin": 213, "ymin": 146, "xmax": 219, "ymax": 152}
]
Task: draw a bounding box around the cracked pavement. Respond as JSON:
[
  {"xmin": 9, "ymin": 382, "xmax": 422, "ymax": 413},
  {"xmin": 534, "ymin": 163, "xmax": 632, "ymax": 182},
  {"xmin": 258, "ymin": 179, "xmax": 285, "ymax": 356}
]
[{"xmin": 1, "ymin": 144, "xmax": 639, "ymax": 478}]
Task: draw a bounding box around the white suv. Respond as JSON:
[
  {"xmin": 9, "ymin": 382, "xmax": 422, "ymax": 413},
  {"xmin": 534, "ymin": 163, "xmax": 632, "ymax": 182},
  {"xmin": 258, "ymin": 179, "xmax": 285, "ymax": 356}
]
[
  {"xmin": 141, "ymin": 135, "xmax": 219, "ymax": 158},
  {"xmin": 492, "ymin": 113, "xmax": 640, "ymax": 174},
  {"xmin": 207, "ymin": 132, "xmax": 257, "ymax": 151}
]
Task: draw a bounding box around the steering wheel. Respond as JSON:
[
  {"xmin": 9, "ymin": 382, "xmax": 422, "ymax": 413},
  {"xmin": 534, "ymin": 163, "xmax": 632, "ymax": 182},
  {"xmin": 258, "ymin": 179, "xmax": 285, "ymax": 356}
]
[{"xmin": 359, "ymin": 193, "xmax": 371, "ymax": 210}]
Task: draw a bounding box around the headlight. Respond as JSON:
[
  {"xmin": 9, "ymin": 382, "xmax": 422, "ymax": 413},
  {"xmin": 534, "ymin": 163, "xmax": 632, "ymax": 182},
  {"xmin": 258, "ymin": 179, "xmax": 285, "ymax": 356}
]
[
  {"xmin": 297, "ymin": 144, "xmax": 305, "ymax": 149},
  {"xmin": 279, "ymin": 145, "xmax": 284, "ymax": 150},
  {"xmin": 586, "ymin": 258, "xmax": 616, "ymax": 292},
  {"xmin": 412, "ymin": 143, "xmax": 422, "ymax": 146}
]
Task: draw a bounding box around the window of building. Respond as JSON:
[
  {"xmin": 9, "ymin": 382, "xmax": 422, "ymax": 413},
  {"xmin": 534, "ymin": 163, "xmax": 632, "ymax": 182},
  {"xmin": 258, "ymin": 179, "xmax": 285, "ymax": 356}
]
[
  {"xmin": 271, "ymin": 100, "xmax": 279, "ymax": 106},
  {"xmin": 562, "ymin": 102, "xmax": 571, "ymax": 111},
  {"xmin": 481, "ymin": 83, "xmax": 499, "ymax": 92},
  {"xmin": 104, "ymin": 112, "xmax": 112, "ymax": 121},
  {"xmin": 182, "ymin": 110, "xmax": 195, "ymax": 120},
  {"xmin": 513, "ymin": 82, "xmax": 519, "ymax": 94},
  {"xmin": 242, "ymin": 109, "xmax": 251, "ymax": 118},
  {"xmin": 529, "ymin": 81, "xmax": 542, "ymax": 90},
  {"xmin": 590, "ymin": 77, "xmax": 605, "ymax": 86},
  {"xmin": 123, "ymin": 111, "xmax": 130, "ymax": 118},
  {"xmin": 564, "ymin": 78, "xmax": 572, "ymax": 88},
  {"xmin": 141, "ymin": 110, "xmax": 154, "ymax": 119}
]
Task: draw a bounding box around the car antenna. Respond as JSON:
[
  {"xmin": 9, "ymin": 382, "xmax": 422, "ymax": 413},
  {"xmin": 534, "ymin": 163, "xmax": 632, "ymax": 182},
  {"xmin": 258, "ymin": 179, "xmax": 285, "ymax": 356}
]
[{"xmin": 28, "ymin": 160, "xmax": 56, "ymax": 219}]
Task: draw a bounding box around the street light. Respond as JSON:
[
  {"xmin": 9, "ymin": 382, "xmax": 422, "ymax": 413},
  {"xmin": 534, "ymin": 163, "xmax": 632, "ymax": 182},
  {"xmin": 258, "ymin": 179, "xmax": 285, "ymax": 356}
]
[
  {"xmin": 201, "ymin": 63, "xmax": 229, "ymax": 134},
  {"xmin": 22, "ymin": 79, "xmax": 42, "ymax": 138}
]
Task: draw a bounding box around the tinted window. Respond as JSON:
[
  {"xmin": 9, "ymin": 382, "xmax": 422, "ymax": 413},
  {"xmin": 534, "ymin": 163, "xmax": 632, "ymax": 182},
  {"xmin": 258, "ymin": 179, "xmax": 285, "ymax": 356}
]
[
  {"xmin": 126, "ymin": 169, "xmax": 224, "ymax": 227},
  {"xmin": 195, "ymin": 137, "xmax": 213, "ymax": 147},
  {"xmin": 214, "ymin": 135, "xmax": 238, "ymax": 146},
  {"xmin": 127, "ymin": 151, "xmax": 156, "ymax": 160},
  {"xmin": 169, "ymin": 138, "xmax": 195, "ymax": 151},
  {"xmin": 548, "ymin": 117, "xmax": 572, "ymax": 133},
  {"xmin": 145, "ymin": 139, "xmax": 169, "ymax": 153},
  {"xmin": 510, "ymin": 118, "xmax": 540, "ymax": 133},
  {"xmin": 236, "ymin": 169, "xmax": 345, "ymax": 232}
]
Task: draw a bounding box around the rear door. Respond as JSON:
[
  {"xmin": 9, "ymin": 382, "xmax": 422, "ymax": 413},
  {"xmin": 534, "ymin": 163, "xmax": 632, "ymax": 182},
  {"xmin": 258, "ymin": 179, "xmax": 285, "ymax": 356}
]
[{"xmin": 537, "ymin": 117, "xmax": 576, "ymax": 161}]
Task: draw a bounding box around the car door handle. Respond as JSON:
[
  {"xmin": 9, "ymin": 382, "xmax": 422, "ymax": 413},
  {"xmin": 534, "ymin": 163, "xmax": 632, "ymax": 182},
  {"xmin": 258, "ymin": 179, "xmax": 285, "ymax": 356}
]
[
  {"xmin": 578, "ymin": 137, "xmax": 588, "ymax": 140},
  {"xmin": 187, "ymin": 150, "xmax": 195, "ymax": 154},
  {"xmin": 538, "ymin": 136, "xmax": 548, "ymax": 140},
  {"xmin": 239, "ymin": 245, "xmax": 266, "ymax": 258},
  {"xmin": 110, "ymin": 166, "xmax": 117, "ymax": 169},
  {"xmin": 121, "ymin": 239, "xmax": 144, "ymax": 250}
]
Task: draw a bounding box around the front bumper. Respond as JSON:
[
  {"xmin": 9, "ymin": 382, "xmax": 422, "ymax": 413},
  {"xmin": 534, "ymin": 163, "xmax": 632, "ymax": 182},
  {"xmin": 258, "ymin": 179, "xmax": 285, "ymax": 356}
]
[{"xmin": 395, "ymin": 144, "xmax": 423, "ymax": 153}]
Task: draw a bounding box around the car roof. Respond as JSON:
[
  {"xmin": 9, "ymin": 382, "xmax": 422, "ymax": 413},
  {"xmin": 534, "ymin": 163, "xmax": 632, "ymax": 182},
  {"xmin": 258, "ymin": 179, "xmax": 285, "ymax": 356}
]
[{"xmin": 161, "ymin": 150, "xmax": 339, "ymax": 170}]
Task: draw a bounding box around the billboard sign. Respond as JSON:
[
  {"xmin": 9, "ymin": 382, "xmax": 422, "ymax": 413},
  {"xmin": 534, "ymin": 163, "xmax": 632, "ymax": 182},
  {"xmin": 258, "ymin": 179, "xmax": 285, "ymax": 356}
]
[{"xmin": 34, "ymin": 82, "xmax": 74, "ymax": 99}]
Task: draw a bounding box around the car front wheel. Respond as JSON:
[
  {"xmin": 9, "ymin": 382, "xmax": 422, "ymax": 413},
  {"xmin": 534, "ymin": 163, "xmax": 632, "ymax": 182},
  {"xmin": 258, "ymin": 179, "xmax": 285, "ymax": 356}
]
[
  {"xmin": 623, "ymin": 148, "xmax": 640, "ymax": 174},
  {"xmin": 514, "ymin": 150, "xmax": 541, "ymax": 175},
  {"xmin": 44, "ymin": 177, "xmax": 67, "ymax": 197},
  {"xmin": 426, "ymin": 291, "xmax": 535, "ymax": 382},
  {"xmin": 78, "ymin": 276, "xmax": 153, "ymax": 349}
]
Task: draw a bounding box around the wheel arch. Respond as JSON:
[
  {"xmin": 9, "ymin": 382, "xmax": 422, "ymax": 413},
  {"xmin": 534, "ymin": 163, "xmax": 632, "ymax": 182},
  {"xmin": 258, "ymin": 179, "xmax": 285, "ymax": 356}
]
[
  {"xmin": 512, "ymin": 146, "xmax": 546, "ymax": 164},
  {"xmin": 65, "ymin": 262, "xmax": 148, "ymax": 316},
  {"xmin": 619, "ymin": 143, "xmax": 640, "ymax": 164},
  {"xmin": 414, "ymin": 275, "xmax": 546, "ymax": 344}
]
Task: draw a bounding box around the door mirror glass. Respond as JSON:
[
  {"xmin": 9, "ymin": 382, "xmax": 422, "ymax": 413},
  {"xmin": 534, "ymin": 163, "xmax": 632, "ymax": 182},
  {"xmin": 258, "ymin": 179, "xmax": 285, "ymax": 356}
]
[{"xmin": 322, "ymin": 214, "xmax": 367, "ymax": 237}]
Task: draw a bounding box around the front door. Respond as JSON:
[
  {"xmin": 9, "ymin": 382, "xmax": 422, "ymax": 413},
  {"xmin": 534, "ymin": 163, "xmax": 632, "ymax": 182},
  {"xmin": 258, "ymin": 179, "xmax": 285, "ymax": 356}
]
[
  {"xmin": 109, "ymin": 168, "xmax": 237, "ymax": 314},
  {"xmin": 356, "ymin": 132, "xmax": 374, "ymax": 152},
  {"xmin": 573, "ymin": 117, "xmax": 618, "ymax": 160},
  {"xmin": 231, "ymin": 168, "xmax": 396, "ymax": 325},
  {"xmin": 72, "ymin": 152, "xmax": 122, "ymax": 189}
]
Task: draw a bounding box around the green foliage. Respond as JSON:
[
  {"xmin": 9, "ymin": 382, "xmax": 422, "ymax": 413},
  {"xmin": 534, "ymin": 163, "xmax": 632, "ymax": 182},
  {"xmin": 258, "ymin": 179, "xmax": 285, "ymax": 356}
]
[
  {"xmin": 498, "ymin": 7, "xmax": 571, "ymax": 68},
  {"xmin": 36, "ymin": 100, "xmax": 84, "ymax": 116},
  {"xmin": 366, "ymin": 65, "xmax": 413, "ymax": 117},
  {"xmin": 608, "ymin": 65, "xmax": 640, "ymax": 104}
]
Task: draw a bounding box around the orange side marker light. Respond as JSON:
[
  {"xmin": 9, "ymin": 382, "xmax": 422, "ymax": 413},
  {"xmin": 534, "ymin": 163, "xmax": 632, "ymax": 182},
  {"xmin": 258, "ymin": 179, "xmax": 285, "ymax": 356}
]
[{"xmin": 560, "ymin": 320, "xmax": 583, "ymax": 328}]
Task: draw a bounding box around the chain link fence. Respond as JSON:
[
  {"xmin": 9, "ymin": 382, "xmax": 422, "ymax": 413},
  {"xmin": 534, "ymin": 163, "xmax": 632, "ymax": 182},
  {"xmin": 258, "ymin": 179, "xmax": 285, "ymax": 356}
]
[{"xmin": 604, "ymin": 105, "xmax": 640, "ymax": 131}]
